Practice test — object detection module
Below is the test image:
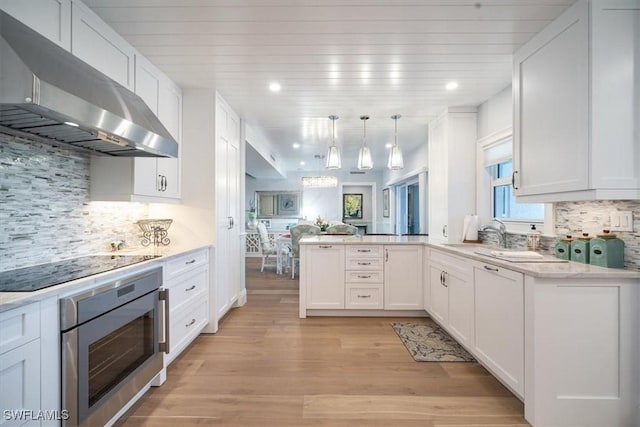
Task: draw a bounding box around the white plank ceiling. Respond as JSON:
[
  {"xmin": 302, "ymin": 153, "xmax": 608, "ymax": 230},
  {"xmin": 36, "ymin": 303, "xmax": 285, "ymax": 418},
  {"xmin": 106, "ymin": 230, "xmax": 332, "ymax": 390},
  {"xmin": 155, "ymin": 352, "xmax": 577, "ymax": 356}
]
[{"xmin": 85, "ymin": 0, "xmax": 575, "ymax": 173}]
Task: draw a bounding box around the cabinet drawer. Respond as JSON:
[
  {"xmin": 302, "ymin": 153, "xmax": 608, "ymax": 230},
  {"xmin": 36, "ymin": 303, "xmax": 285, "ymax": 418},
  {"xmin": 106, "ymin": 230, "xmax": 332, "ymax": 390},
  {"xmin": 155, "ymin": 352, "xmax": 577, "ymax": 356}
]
[
  {"xmin": 0, "ymin": 303, "xmax": 40, "ymax": 355},
  {"xmin": 345, "ymin": 284, "xmax": 383, "ymax": 309},
  {"xmin": 345, "ymin": 271, "xmax": 383, "ymax": 283},
  {"xmin": 346, "ymin": 245, "xmax": 382, "ymax": 258},
  {"xmin": 167, "ymin": 267, "xmax": 208, "ymax": 312},
  {"xmin": 169, "ymin": 297, "xmax": 208, "ymax": 355},
  {"xmin": 430, "ymin": 249, "xmax": 470, "ymax": 277},
  {"xmin": 346, "ymin": 258, "xmax": 383, "ymax": 271},
  {"xmin": 165, "ymin": 249, "xmax": 208, "ymax": 281}
]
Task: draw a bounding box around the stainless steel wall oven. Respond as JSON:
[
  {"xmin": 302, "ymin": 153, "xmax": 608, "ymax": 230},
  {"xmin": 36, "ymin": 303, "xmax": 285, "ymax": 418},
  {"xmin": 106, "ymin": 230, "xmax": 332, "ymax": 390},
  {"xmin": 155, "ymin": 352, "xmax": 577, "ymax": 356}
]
[{"xmin": 60, "ymin": 267, "xmax": 167, "ymax": 427}]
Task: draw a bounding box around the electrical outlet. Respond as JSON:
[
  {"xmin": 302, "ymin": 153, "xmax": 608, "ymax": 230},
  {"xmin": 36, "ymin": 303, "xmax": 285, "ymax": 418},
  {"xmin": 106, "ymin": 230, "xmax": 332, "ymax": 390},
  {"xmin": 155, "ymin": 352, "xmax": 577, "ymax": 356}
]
[{"xmin": 609, "ymin": 211, "xmax": 633, "ymax": 232}]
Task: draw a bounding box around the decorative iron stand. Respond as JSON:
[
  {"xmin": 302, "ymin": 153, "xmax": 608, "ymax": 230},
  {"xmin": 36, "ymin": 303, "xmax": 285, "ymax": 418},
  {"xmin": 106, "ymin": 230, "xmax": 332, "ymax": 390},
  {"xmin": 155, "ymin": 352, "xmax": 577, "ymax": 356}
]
[{"xmin": 136, "ymin": 219, "xmax": 173, "ymax": 247}]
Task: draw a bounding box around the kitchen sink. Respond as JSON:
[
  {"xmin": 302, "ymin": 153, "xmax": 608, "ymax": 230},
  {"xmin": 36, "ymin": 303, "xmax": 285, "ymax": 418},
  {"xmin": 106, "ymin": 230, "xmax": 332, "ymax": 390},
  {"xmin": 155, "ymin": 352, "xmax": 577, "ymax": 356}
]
[{"xmin": 473, "ymin": 248, "xmax": 567, "ymax": 263}]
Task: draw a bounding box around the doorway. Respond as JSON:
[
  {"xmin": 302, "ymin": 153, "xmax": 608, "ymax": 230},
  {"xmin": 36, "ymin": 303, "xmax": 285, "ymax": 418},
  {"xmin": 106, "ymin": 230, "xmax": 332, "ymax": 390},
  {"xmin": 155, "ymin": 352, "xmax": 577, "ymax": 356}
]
[{"xmin": 394, "ymin": 180, "xmax": 421, "ymax": 235}]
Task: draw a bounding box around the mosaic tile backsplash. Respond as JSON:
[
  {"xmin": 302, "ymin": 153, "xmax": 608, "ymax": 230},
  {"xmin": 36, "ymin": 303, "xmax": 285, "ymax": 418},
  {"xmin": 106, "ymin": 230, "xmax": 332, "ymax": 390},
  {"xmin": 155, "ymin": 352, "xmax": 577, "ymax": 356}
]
[
  {"xmin": 0, "ymin": 133, "xmax": 149, "ymax": 271},
  {"xmin": 481, "ymin": 200, "xmax": 640, "ymax": 270}
]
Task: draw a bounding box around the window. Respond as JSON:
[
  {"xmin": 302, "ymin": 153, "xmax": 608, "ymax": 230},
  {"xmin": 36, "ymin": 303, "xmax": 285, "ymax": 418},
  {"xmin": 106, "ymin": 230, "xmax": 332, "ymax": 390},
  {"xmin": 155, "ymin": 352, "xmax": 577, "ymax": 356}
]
[{"xmin": 489, "ymin": 160, "xmax": 544, "ymax": 221}]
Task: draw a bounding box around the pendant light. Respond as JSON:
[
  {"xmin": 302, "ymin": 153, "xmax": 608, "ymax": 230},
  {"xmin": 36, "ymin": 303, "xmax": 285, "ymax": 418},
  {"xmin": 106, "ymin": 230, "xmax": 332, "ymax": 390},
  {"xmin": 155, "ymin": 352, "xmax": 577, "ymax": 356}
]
[
  {"xmin": 357, "ymin": 115, "xmax": 373, "ymax": 170},
  {"xmin": 387, "ymin": 114, "xmax": 404, "ymax": 170},
  {"xmin": 325, "ymin": 115, "xmax": 341, "ymax": 169}
]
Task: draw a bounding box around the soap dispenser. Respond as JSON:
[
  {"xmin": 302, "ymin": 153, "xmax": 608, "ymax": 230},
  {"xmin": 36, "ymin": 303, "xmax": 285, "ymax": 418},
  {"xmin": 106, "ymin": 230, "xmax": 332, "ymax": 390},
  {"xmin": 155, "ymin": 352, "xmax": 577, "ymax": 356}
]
[
  {"xmin": 590, "ymin": 230, "xmax": 625, "ymax": 268},
  {"xmin": 527, "ymin": 224, "xmax": 541, "ymax": 251},
  {"xmin": 555, "ymin": 235, "xmax": 573, "ymax": 260},
  {"xmin": 571, "ymin": 233, "xmax": 592, "ymax": 264}
]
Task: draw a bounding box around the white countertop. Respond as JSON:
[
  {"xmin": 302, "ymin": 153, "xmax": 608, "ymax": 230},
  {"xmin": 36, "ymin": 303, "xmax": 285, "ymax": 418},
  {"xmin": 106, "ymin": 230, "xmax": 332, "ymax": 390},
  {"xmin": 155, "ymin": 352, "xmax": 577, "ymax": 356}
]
[
  {"xmin": 0, "ymin": 244, "xmax": 213, "ymax": 313},
  {"xmin": 300, "ymin": 235, "xmax": 640, "ymax": 279}
]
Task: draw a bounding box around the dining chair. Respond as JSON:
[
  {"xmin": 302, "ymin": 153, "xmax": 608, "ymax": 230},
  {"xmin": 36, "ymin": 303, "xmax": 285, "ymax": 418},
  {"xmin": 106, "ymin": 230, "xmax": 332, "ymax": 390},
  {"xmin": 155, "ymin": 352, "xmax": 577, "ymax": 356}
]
[
  {"xmin": 257, "ymin": 222, "xmax": 282, "ymax": 272},
  {"xmin": 325, "ymin": 224, "xmax": 358, "ymax": 235},
  {"xmin": 289, "ymin": 224, "xmax": 321, "ymax": 279}
]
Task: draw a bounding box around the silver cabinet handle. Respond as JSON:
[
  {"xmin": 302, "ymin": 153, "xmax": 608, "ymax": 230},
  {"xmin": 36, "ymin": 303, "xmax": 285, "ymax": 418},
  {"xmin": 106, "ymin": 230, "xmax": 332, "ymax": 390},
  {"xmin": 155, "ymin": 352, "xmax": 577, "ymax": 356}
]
[
  {"xmin": 357, "ymin": 275, "xmax": 371, "ymax": 279},
  {"xmin": 357, "ymin": 294, "xmax": 372, "ymax": 299},
  {"xmin": 442, "ymin": 225, "xmax": 448, "ymax": 238},
  {"xmin": 357, "ymin": 262, "xmax": 371, "ymax": 265},
  {"xmin": 162, "ymin": 175, "xmax": 167, "ymax": 191},
  {"xmin": 185, "ymin": 318, "xmax": 196, "ymax": 328},
  {"xmin": 157, "ymin": 174, "xmax": 163, "ymax": 192},
  {"xmin": 185, "ymin": 285, "xmax": 196, "ymax": 292},
  {"xmin": 385, "ymin": 249, "xmax": 389, "ymax": 262},
  {"xmin": 357, "ymin": 249, "xmax": 371, "ymax": 253},
  {"xmin": 185, "ymin": 259, "xmax": 196, "ymax": 265},
  {"xmin": 319, "ymin": 245, "xmax": 333, "ymax": 249},
  {"xmin": 484, "ymin": 265, "xmax": 499, "ymax": 272},
  {"xmin": 512, "ymin": 170, "xmax": 519, "ymax": 190},
  {"xmin": 159, "ymin": 288, "xmax": 170, "ymax": 354}
]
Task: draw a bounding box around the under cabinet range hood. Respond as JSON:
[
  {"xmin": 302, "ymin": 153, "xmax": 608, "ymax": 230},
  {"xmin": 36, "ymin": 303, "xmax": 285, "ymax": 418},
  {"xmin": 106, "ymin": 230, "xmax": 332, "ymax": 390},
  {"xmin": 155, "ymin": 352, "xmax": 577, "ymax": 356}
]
[{"xmin": 0, "ymin": 11, "xmax": 178, "ymax": 158}]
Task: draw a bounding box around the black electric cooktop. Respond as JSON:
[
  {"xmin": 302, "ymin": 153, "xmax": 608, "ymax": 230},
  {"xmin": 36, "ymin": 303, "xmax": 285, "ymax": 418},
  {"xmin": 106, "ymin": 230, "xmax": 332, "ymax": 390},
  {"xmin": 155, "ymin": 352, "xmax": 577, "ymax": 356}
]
[{"xmin": 0, "ymin": 255, "xmax": 160, "ymax": 292}]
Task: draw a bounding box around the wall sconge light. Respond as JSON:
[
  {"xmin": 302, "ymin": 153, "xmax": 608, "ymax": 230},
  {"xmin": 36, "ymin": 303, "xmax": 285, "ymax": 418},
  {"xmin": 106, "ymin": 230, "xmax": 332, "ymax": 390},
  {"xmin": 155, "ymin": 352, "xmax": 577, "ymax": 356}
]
[
  {"xmin": 357, "ymin": 115, "xmax": 373, "ymax": 170},
  {"xmin": 325, "ymin": 115, "xmax": 341, "ymax": 169},
  {"xmin": 387, "ymin": 114, "xmax": 404, "ymax": 170}
]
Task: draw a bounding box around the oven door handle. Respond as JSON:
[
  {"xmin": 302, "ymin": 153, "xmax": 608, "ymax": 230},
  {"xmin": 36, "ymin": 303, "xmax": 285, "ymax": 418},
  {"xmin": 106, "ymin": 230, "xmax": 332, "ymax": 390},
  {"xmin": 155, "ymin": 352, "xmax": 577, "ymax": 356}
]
[{"xmin": 159, "ymin": 288, "xmax": 170, "ymax": 354}]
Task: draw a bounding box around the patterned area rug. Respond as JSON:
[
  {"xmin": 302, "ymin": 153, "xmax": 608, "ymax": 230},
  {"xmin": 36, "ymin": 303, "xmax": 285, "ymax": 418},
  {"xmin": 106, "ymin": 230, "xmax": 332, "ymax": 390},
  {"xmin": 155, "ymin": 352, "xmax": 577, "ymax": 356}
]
[{"xmin": 391, "ymin": 320, "xmax": 476, "ymax": 362}]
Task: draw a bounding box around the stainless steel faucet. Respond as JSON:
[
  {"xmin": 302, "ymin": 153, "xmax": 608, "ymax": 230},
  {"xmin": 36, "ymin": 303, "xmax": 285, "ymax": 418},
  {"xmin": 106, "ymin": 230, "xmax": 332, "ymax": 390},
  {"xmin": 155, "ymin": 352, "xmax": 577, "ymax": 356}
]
[{"xmin": 481, "ymin": 218, "xmax": 507, "ymax": 248}]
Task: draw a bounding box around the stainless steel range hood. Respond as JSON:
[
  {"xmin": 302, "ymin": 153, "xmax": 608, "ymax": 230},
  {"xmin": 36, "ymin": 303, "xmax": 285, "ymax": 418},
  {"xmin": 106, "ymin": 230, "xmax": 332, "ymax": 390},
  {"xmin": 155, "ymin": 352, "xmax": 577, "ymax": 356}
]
[{"xmin": 0, "ymin": 11, "xmax": 178, "ymax": 158}]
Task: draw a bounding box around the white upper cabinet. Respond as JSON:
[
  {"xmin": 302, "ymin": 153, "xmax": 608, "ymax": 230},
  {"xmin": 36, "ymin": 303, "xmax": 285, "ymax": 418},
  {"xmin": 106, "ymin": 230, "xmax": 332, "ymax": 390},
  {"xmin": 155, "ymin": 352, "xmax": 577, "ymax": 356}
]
[
  {"xmin": 513, "ymin": 0, "xmax": 640, "ymax": 202},
  {"xmin": 428, "ymin": 107, "xmax": 477, "ymax": 243},
  {"xmin": 0, "ymin": 0, "xmax": 71, "ymax": 50},
  {"xmin": 70, "ymin": 0, "xmax": 135, "ymax": 90}
]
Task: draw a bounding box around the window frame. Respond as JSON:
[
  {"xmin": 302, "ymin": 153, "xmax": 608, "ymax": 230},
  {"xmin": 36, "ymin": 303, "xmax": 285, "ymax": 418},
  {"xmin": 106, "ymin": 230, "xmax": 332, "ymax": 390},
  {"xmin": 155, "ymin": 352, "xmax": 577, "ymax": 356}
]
[{"xmin": 477, "ymin": 127, "xmax": 553, "ymax": 235}]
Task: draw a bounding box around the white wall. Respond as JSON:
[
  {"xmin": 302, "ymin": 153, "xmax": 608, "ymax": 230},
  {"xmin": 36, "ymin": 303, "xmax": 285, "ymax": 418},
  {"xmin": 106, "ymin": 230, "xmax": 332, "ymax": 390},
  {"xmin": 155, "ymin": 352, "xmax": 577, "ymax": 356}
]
[{"xmin": 477, "ymin": 84, "xmax": 512, "ymax": 139}]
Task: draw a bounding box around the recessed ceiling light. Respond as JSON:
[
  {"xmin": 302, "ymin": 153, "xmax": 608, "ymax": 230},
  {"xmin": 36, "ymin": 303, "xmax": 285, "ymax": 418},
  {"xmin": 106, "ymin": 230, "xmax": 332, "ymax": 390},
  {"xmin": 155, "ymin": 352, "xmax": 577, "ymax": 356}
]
[
  {"xmin": 292, "ymin": 143, "xmax": 300, "ymax": 149},
  {"xmin": 64, "ymin": 121, "xmax": 79, "ymax": 127},
  {"xmin": 445, "ymin": 81, "xmax": 459, "ymax": 90},
  {"xmin": 300, "ymin": 161, "xmax": 305, "ymax": 166},
  {"xmin": 385, "ymin": 143, "xmax": 393, "ymax": 149},
  {"xmin": 269, "ymin": 82, "xmax": 281, "ymax": 92}
]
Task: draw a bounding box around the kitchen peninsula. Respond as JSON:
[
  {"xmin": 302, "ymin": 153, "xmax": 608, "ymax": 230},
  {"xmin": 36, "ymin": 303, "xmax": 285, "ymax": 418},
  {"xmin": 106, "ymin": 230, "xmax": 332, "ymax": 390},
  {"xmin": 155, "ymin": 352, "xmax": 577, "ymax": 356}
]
[{"xmin": 299, "ymin": 235, "xmax": 640, "ymax": 427}]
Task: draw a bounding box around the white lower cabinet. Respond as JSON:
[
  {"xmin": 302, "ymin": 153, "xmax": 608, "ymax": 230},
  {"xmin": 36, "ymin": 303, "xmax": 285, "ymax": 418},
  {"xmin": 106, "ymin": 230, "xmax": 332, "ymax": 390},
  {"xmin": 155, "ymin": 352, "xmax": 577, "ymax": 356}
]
[
  {"xmin": 0, "ymin": 340, "xmax": 40, "ymax": 427},
  {"xmin": 472, "ymin": 261, "xmax": 524, "ymax": 397},
  {"xmin": 345, "ymin": 245, "xmax": 384, "ymax": 310},
  {"xmin": 303, "ymin": 244, "xmax": 345, "ymax": 310},
  {"xmin": 427, "ymin": 249, "xmax": 473, "ymax": 347},
  {"xmin": 384, "ymin": 245, "xmax": 423, "ymax": 310},
  {"xmin": 163, "ymin": 248, "xmax": 210, "ymax": 366},
  {"xmin": 0, "ymin": 299, "xmax": 58, "ymax": 427}
]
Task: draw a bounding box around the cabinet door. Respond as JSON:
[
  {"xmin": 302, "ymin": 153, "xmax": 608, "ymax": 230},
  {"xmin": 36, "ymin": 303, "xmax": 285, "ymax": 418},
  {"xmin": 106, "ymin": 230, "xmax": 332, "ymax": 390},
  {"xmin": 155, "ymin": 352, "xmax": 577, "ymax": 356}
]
[
  {"xmin": 305, "ymin": 245, "xmax": 345, "ymax": 309},
  {"xmin": 446, "ymin": 268, "xmax": 473, "ymax": 347},
  {"xmin": 473, "ymin": 262, "xmax": 524, "ymax": 396},
  {"xmin": 0, "ymin": 340, "xmax": 41, "ymax": 427},
  {"xmin": 513, "ymin": 1, "xmax": 589, "ymax": 196},
  {"xmin": 71, "ymin": 0, "xmax": 135, "ymax": 89},
  {"xmin": 0, "ymin": 0, "xmax": 71, "ymax": 49},
  {"xmin": 157, "ymin": 80, "xmax": 182, "ymax": 199},
  {"xmin": 384, "ymin": 245, "xmax": 423, "ymax": 310},
  {"xmin": 428, "ymin": 262, "xmax": 448, "ymax": 325},
  {"xmin": 427, "ymin": 114, "xmax": 448, "ymax": 243}
]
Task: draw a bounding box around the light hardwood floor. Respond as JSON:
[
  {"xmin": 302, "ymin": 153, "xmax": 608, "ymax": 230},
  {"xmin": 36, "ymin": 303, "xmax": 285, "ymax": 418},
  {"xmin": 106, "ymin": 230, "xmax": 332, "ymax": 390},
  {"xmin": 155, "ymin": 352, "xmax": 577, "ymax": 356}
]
[{"xmin": 117, "ymin": 258, "xmax": 530, "ymax": 427}]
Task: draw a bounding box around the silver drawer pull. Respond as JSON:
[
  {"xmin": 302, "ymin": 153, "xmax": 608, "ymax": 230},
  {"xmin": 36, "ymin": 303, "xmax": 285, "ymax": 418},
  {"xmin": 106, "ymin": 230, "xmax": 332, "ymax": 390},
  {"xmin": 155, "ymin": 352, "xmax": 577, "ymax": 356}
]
[
  {"xmin": 357, "ymin": 249, "xmax": 371, "ymax": 253},
  {"xmin": 357, "ymin": 294, "xmax": 372, "ymax": 299},
  {"xmin": 185, "ymin": 285, "xmax": 196, "ymax": 292},
  {"xmin": 357, "ymin": 262, "xmax": 371, "ymax": 265},
  {"xmin": 185, "ymin": 259, "xmax": 196, "ymax": 265},
  {"xmin": 357, "ymin": 275, "xmax": 371, "ymax": 279},
  {"xmin": 483, "ymin": 265, "xmax": 499, "ymax": 272},
  {"xmin": 319, "ymin": 245, "xmax": 333, "ymax": 249},
  {"xmin": 185, "ymin": 318, "xmax": 196, "ymax": 327}
]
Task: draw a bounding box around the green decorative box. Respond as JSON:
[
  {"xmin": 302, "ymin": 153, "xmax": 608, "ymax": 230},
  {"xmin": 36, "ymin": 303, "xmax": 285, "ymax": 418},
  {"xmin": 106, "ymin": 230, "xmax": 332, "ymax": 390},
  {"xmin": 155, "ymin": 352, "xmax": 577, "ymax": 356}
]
[{"xmin": 590, "ymin": 230, "xmax": 625, "ymax": 269}]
